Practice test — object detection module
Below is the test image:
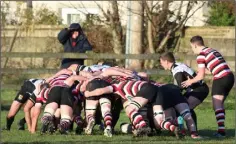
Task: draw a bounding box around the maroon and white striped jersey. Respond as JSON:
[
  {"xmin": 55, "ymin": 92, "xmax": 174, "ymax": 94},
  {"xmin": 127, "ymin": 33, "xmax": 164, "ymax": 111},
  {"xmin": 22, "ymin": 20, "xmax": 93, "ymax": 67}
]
[
  {"xmin": 196, "ymin": 47, "xmax": 231, "ymax": 80},
  {"xmin": 36, "ymin": 74, "xmax": 71, "ymax": 104},
  {"xmin": 49, "ymin": 74, "xmax": 71, "ymax": 87},
  {"xmin": 105, "ymin": 76, "xmax": 139, "ymax": 84},
  {"xmin": 36, "ymin": 87, "xmax": 50, "ymax": 104},
  {"xmin": 72, "ymin": 81, "xmax": 84, "ymax": 100},
  {"xmin": 110, "ymin": 80, "xmax": 147, "ymax": 100},
  {"xmin": 151, "ymin": 81, "xmax": 165, "ymax": 87}
]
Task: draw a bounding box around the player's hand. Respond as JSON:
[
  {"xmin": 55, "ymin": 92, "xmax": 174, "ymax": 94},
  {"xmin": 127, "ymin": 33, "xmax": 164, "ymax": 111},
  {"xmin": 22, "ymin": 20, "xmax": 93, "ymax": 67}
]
[
  {"xmin": 181, "ymin": 76, "xmax": 192, "ymax": 88},
  {"xmin": 84, "ymin": 91, "xmax": 90, "ymax": 97},
  {"xmin": 80, "ymin": 80, "xmax": 89, "ymax": 92}
]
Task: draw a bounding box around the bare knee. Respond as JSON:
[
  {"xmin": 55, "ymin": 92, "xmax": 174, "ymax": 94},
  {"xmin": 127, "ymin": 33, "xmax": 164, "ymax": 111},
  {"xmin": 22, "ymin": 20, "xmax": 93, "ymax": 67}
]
[{"xmin": 24, "ymin": 106, "xmax": 30, "ymax": 113}]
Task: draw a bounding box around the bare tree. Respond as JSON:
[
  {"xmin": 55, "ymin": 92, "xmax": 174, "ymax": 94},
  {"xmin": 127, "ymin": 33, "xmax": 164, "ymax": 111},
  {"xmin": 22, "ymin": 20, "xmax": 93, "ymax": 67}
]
[
  {"xmin": 144, "ymin": 1, "xmax": 155, "ymax": 69},
  {"xmin": 143, "ymin": 1, "xmax": 207, "ymax": 68},
  {"xmin": 26, "ymin": 0, "xmax": 33, "ymax": 8},
  {"xmin": 67, "ymin": 1, "xmax": 206, "ymax": 69},
  {"xmin": 129, "ymin": 1, "xmax": 144, "ymax": 70},
  {"xmin": 95, "ymin": 1, "xmax": 123, "ymax": 55},
  {"xmin": 25, "ymin": 0, "xmax": 33, "ymax": 25}
]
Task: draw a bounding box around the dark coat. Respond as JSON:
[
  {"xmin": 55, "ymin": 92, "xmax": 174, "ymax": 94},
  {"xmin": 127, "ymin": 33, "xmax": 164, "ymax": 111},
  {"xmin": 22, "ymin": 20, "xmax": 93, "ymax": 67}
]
[{"xmin": 58, "ymin": 24, "xmax": 92, "ymax": 68}]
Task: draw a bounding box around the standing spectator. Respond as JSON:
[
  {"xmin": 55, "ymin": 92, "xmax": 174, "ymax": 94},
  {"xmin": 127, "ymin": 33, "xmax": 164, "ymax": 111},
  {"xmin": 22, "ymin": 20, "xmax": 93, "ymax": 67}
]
[
  {"xmin": 181, "ymin": 35, "xmax": 235, "ymax": 138},
  {"xmin": 58, "ymin": 23, "xmax": 92, "ymax": 69}
]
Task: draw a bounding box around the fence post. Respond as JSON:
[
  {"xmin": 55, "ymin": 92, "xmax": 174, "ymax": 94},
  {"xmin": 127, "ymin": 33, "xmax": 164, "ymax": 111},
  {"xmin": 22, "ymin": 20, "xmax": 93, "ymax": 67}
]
[{"xmin": 84, "ymin": 51, "xmax": 94, "ymax": 66}]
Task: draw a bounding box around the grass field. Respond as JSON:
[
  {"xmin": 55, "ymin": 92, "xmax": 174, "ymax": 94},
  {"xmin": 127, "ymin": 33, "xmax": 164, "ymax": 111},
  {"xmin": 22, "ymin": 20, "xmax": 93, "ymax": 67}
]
[{"xmin": 1, "ymin": 89, "xmax": 235, "ymax": 144}]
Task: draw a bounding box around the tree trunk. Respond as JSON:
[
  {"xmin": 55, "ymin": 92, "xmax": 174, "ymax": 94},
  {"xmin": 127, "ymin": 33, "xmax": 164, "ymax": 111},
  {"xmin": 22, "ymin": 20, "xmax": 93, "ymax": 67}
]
[
  {"xmin": 26, "ymin": 0, "xmax": 33, "ymax": 25},
  {"xmin": 26, "ymin": 0, "xmax": 33, "ymax": 8},
  {"xmin": 110, "ymin": 1, "xmax": 123, "ymax": 55},
  {"xmin": 144, "ymin": 1, "xmax": 155, "ymax": 69},
  {"xmin": 129, "ymin": 1, "xmax": 143, "ymax": 70}
]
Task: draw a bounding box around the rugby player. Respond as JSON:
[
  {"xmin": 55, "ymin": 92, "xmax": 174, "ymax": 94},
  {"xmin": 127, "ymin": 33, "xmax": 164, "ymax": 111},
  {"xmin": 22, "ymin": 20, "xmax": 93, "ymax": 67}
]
[
  {"xmin": 182, "ymin": 35, "xmax": 235, "ymax": 138},
  {"xmin": 160, "ymin": 52, "xmax": 209, "ymax": 129}
]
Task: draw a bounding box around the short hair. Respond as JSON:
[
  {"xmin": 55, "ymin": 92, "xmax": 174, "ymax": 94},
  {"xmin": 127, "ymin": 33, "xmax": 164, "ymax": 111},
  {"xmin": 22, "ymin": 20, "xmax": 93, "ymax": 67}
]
[
  {"xmin": 190, "ymin": 35, "xmax": 205, "ymax": 46},
  {"xmin": 76, "ymin": 65, "xmax": 86, "ymax": 74},
  {"xmin": 160, "ymin": 52, "xmax": 175, "ymax": 63},
  {"xmin": 96, "ymin": 60, "xmax": 116, "ymax": 67}
]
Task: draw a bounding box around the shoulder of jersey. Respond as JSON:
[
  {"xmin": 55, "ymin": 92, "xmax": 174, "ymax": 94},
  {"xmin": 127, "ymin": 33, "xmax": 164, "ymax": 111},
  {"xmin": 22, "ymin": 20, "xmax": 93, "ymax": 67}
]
[{"xmin": 172, "ymin": 63, "xmax": 184, "ymax": 73}]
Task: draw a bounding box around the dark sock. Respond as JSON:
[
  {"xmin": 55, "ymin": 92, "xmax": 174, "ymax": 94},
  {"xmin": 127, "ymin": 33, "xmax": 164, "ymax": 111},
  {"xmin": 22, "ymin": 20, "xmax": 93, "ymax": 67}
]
[
  {"xmin": 95, "ymin": 106, "xmax": 102, "ymax": 125},
  {"xmin": 69, "ymin": 122, "xmax": 74, "ymax": 131},
  {"xmin": 6, "ymin": 117, "xmax": 15, "ymax": 130},
  {"xmin": 190, "ymin": 109, "xmax": 197, "ymax": 130},
  {"xmin": 54, "ymin": 117, "xmax": 60, "ymax": 130},
  {"xmin": 111, "ymin": 100, "xmax": 123, "ymax": 128},
  {"xmin": 19, "ymin": 117, "xmax": 26, "ymax": 124}
]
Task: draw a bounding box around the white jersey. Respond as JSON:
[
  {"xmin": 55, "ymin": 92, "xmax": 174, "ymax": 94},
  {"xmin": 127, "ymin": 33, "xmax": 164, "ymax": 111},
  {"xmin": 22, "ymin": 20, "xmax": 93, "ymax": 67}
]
[
  {"xmin": 25, "ymin": 79, "xmax": 45, "ymax": 96},
  {"xmin": 83, "ymin": 65, "xmax": 111, "ymax": 73},
  {"xmin": 29, "ymin": 79, "xmax": 45, "ymax": 96},
  {"xmin": 28, "ymin": 79, "xmax": 44, "ymax": 86}
]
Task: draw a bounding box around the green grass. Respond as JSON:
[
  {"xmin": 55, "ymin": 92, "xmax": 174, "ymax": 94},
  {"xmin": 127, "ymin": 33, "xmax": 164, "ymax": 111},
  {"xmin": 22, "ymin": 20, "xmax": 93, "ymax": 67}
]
[{"xmin": 1, "ymin": 90, "xmax": 236, "ymax": 144}]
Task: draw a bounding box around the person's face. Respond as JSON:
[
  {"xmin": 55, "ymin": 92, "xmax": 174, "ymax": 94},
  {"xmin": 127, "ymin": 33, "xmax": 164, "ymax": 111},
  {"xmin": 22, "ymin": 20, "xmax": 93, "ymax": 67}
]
[
  {"xmin": 97, "ymin": 62, "xmax": 104, "ymax": 65},
  {"xmin": 190, "ymin": 43, "xmax": 198, "ymax": 54},
  {"xmin": 160, "ymin": 58, "xmax": 169, "ymax": 70},
  {"xmin": 72, "ymin": 31, "xmax": 79, "ymax": 39}
]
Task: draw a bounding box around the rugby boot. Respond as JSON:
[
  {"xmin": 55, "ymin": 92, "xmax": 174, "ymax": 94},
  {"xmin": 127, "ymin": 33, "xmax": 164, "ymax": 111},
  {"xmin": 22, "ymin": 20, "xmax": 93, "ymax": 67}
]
[{"xmin": 84, "ymin": 119, "xmax": 95, "ymax": 135}]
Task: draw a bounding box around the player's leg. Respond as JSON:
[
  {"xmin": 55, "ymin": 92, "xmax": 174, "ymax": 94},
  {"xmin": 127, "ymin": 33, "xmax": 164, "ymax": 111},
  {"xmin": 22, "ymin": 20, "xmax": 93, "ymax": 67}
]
[
  {"xmin": 99, "ymin": 97, "xmax": 113, "ymax": 137},
  {"xmin": 84, "ymin": 99, "xmax": 99, "ymax": 135},
  {"xmin": 185, "ymin": 85, "xmax": 209, "ymax": 130},
  {"xmin": 4, "ymin": 87, "xmax": 30, "ymax": 131},
  {"xmin": 123, "ymin": 97, "xmax": 150, "ymax": 137},
  {"xmin": 23, "ymin": 99, "xmax": 35, "ymax": 132},
  {"xmin": 125, "ymin": 83, "xmax": 157, "ymax": 136},
  {"xmin": 212, "ymin": 73, "xmax": 234, "ymax": 138},
  {"xmin": 84, "ymin": 79, "xmax": 110, "ymax": 135},
  {"xmin": 152, "ymin": 105, "xmax": 176, "ymax": 133},
  {"xmin": 73, "ymin": 100, "xmax": 84, "ymax": 134},
  {"xmin": 111, "ymin": 97, "xmax": 123, "ymax": 130},
  {"xmin": 175, "ymin": 103, "xmax": 202, "ymax": 139},
  {"xmin": 40, "ymin": 87, "xmax": 61, "ymax": 134},
  {"xmin": 58, "ymin": 87, "xmax": 75, "ymax": 134}
]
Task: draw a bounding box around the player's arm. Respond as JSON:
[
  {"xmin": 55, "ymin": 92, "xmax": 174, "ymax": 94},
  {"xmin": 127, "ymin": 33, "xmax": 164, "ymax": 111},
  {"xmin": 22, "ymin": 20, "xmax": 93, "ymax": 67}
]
[
  {"xmin": 108, "ymin": 67, "xmax": 133, "ymax": 75},
  {"xmin": 182, "ymin": 54, "xmax": 205, "ymax": 87},
  {"xmin": 181, "ymin": 68, "xmax": 205, "ymax": 88},
  {"xmin": 30, "ymin": 103, "xmax": 42, "ymax": 133},
  {"xmin": 192, "ymin": 67, "xmax": 205, "ymax": 82},
  {"xmin": 84, "ymin": 86, "xmax": 113, "ymax": 97},
  {"xmin": 101, "ymin": 68, "xmax": 133, "ymax": 78}
]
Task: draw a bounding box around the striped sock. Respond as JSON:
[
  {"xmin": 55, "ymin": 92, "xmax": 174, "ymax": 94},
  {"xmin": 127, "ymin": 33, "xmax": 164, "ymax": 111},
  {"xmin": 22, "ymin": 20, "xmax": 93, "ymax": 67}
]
[
  {"xmin": 74, "ymin": 115, "xmax": 83, "ymax": 127},
  {"xmin": 129, "ymin": 110, "xmax": 146, "ymax": 129},
  {"xmin": 215, "ymin": 108, "xmax": 225, "ymax": 135},
  {"xmin": 104, "ymin": 112, "xmax": 112, "ymax": 128},
  {"xmin": 60, "ymin": 119, "xmax": 71, "ymax": 131},
  {"xmin": 41, "ymin": 113, "xmax": 53, "ymax": 125},
  {"xmin": 160, "ymin": 120, "xmax": 176, "ymax": 132},
  {"xmin": 86, "ymin": 114, "xmax": 95, "ymax": 124}
]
